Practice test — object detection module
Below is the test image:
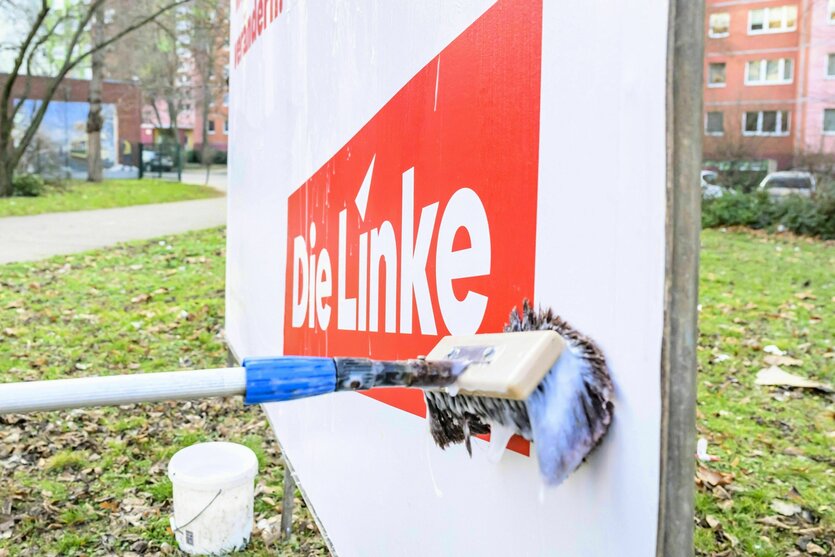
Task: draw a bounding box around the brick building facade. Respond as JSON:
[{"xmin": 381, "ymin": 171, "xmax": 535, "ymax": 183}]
[{"xmin": 704, "ymin": 0, "xmax": 835, "ymax": 170}]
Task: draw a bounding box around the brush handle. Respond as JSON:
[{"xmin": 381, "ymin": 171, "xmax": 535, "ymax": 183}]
[
  {"xmin": 243, "ymin": 356, "xmax": 464, "ymax": 404},
  {"xmin": 243, "ymin": 357, "xmax": 336, "ymax": 404},
  {"xmin": 0, "ymin": 356, "xmax": 465, "ymax": 414},
  {"xmin": 0, "ymin": 368, "xmax": 246, "ymax": 414}
]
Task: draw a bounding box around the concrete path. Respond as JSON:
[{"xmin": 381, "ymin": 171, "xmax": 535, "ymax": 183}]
[
  {"xmin": 181, "ymin": 166, "xmax": 228, "ymax": 192},
  {"xmin": 0, "ymin": 198, "xmax": 226, "ymax": 264}
]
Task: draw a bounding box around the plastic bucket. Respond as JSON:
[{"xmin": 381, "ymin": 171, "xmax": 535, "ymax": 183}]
[{"xmin": 167, "ymin": 442, "xmax": 259, "ymax": 555}]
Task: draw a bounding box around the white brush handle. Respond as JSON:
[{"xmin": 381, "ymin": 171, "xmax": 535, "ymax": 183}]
[{"xmin": 0, "ymin": 368, "xmax": 247, "ymax": 414}]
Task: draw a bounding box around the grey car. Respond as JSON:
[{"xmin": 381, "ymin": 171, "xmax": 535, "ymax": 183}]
[{"xmin": 758, "ymin": 171, "xmax": 816, "ymax": 199}]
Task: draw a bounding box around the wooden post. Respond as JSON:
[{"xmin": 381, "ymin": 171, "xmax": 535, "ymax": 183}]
[{"xmin": 657, "ymin": 0, "xmax": 704, "ymax": 555}]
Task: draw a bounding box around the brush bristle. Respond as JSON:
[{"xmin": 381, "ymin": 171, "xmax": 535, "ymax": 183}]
[{"xmin": 424, "ymin": 299, "xmax": 614, "ymax": 484}]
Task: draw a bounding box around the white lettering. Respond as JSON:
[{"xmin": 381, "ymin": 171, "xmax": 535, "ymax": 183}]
[
  {"xmin": 435, "ymin": 188, "xmax": 491, "ymax": 335},
  {"xmin": 369, "ymin": 222, "xmax": 397, "ymax": 333},
  {"xmin": 358, "ymin": 231, "xmax": 368, "ymax": 331},
  {"xmin": 337, "ymin": 209, "xmax": 357, "ymax": 330},
  {"xmin": 399, "ymin": 168, "xmax": 438, "ymax": 335},
  {"xmin": 291, "ymin": 235, "xmax": 308, "ymax": 327},
  {"xmin": 316, "ymin": 249, "xmax": 332, "ymax": 329},
  {"xmin": 308, "ymin": 222, "xmax": 316, "ymax": 328}
]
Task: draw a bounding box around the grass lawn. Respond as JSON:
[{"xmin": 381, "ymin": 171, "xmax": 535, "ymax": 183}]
[
  {"xmin": 695, "ymin": 229, "xmax": 833, "ymax": 556},
  {"xmin": 0, "ymin": 229, "xmax": 325, "ymax": 556},
  {"xmin": 0, "ymin": 179, "xmax": 221, "ymax": 218},
  {"xmin": 0, "ymin": 227, "xmax": 831, "ymax": 555}
]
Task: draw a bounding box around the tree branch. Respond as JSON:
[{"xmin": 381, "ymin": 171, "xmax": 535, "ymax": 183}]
[
  {"xmin": 1, "ymin": 0, "xmax": 48, "ymax": 139},
  {"xmin": 10, "ymin": 0, "xmax": 192, "ymax": 168}
]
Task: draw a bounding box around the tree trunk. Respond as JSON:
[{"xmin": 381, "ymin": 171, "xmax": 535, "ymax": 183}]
[
  {"xmin": 0, "ymin": 160, "xmax": 12, "ymax": 197},
  {"xmin": 86, "ymin": 6, "xmax": 105, "ymax": 183}
]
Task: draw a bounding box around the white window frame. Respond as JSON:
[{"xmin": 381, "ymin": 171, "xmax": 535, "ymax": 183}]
[
  {"xmin": 827, "ymin": 54, "xmax": 835, "ymax": 79},
  {"xmin": 705, "ymin": 112, "xmax": 725, "ymax": 136},
  {"xmin": 208, "ymin": 119, "xmax": 216, "ymax": 133},
  {"xmin": 223, "ymin": 119, "xmax": 229, "ymax": 135},
  {"xmin": 741, "ymin": 110, "xmax": 791, "ymax": 136},
  {"xmin": 748, "ymin": 6, "xmax": 798, "ymax": 35},
  {"xmin": 744, "ymin": 58, "xmax": 794, "ymax": 85},
  {"xmin": 708, "ymin": 13, "xmax": 730, "ymax": 38},
  {"xmin": 829, "ymin": 0, "xmax": 835, "ymax": 24},
  {"xmin": 823, "ymin": 108, "xmax": 835, "ymax": 134},
  {"xmin": 708, "ymin": 62, "xmax": 727, "ymax": 88}
]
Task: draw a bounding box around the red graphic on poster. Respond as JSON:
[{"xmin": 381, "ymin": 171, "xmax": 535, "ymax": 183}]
[{"xmin": 283, "ymin": 0, "xmax": 542, "ymax": 455}]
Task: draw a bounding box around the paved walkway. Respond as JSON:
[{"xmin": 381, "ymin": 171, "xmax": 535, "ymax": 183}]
[
  {"xmin": 0, "ymin": 198, "xmax": 227, "ymax": 264},
  {"xmin": 181, "ymin": 166, "xmax": 228, "ymax": 192}
]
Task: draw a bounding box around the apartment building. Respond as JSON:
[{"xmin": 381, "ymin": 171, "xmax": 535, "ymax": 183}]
[{"xmin": 704, "ymin": 0, "xmax": 835, "ymax": 170}]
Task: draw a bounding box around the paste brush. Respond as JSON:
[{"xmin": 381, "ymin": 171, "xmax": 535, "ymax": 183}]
[
  {"xmin": 424, "ymin": 300, "xmax": 614, "ymax": 486},
  {"xmin": 0, "ymin": 356, "xmax": 465, "ymax": 414}
]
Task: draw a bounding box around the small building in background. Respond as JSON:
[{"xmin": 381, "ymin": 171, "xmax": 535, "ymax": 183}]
[
  {"xmin": 0, "ymin": 73, "xmax": 141, "ymax": 178},
  {"xmin": 703, "ymin": 0, "xmax": 835, "ymax": 175}
]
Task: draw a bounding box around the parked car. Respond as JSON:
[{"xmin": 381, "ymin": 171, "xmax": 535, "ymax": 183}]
[
  {"xmin": 700, "ymin": 170, "xmax": 725, "ymax": 199},
  {"xmin": 758, "ymin": 171, "xmax": 816, "ymax": 199},
  {"xmin": 142, "ymin": 150, "xmax": 175, "ymax": 172}
]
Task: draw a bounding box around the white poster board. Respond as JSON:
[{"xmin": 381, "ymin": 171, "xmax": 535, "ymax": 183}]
[{"xmin": 227, "ymin": 1, "xmax": 668, "ymax": 555}]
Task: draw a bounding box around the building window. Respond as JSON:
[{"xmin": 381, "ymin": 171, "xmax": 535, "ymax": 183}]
[
  {"xmin": 223, "ymin": 119, "xmax": 229, "ymax": 134},
  {"xmin": 208, "ymin": 119, "xmax": 216, "ymax": 133},
  {"xmin": 709, "ymin": 13, "xmax": 730, "ymax": 37},
  {"xmin": 827, "ymin": 54, "xmax": 835, "ymax": 77},
  {"xmin": 749, "ymin": 6, "xmax": 798, "ymax": 34},
  {"xmin": 829, "ymin": 0, "xmax": 835, "ymax": 23},
  {"xmin": 706, "ymin": 112, "xmax": 724, "ymax": 135},
  {"xmin": 743, "ymin": 110, "xmax": 790, "ymax": 136},
  {"xmin": 745, "ymin": 58, "xmax": 793, "ymax": 85},
  {"xmin": 824, "ymin": 109, "xmax": 835, "ymax": 133},
  {"xmin": 708, "ymin": 62, "xmax": 726, "ymax": 87}
]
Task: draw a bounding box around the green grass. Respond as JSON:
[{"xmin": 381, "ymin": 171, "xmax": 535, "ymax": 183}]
[
  {"xmin": 695, "ymin": 229, "xmax": 833, "ymax": 556},
  {"xmin": 0, "ymin": 228, "xmax": 326, "ymax": 556},
  {"xmin": 0, "ymin": 226, "xmax": 830, "ymax": 555},
  {"xmin": 0, "ymin": 178, "xmax": 221, "ymax": 218}
]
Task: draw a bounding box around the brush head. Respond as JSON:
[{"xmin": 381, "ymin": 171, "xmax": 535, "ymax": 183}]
[
  {"xmin": 426, "ymin": 330, "xmax": 565, "ymax": 400},
  {"xmin": 424, "ymin": 300, "xmax": 614, "ymax": 485}
]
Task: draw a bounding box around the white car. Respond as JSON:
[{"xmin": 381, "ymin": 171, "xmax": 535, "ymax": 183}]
[
  {"xmin": 700, "ymin": 170, "xmax": 725, "ymax": 199},
  {"xmin": 758, "ymin": 171, "xmax": 816, "ymax": 199}
]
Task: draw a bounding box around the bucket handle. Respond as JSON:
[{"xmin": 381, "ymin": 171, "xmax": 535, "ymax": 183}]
[{"xmin": 171, "ymin": 489, "xmax": 223, "ymax": 534}]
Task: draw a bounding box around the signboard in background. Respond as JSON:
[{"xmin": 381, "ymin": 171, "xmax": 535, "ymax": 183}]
[
  {"xmin": 227, "ymin": 0, "xmax": 672, "ymax": 555},
  {"xmin": 13, "ymin": 99, "xmax": 118, "ymax": 179}
]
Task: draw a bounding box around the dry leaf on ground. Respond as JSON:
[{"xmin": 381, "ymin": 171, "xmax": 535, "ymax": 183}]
[{"xmin": 755, "ymin": 366, "xmax": 833, "ymax": 393}]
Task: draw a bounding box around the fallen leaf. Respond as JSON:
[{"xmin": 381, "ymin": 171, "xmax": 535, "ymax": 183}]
[
  {"xmin": 696, "ymin": 466, "xmax": 734, "ymax": 488},
  {"xmin": 757, "ymin": 516, "xmax": 793, "ymax": 529},
  {"xmin": 718, "ymin": 499, "xmax": 734, "ymax": 512},
  {"xmin": 771, "ymin": 499, "xmax": 802, "ymax": 517},
  {"xmin": 755, "ymin": 367, "xmax": 833, "ymax": 393},
  {"xmin": 764, "ymin": 354, "xmax": 803, "ymax": 367},
  {"xmin": 764, "ymin": 345, "xmax": 786, "ymax": 356},
  {"xmin": 99, "ymin": 500, "xmax": 120, "ymax": 512},
  {"xmin": 806, "ymin": 542, "xmax": 826, "ymax": 555},
  {"xmin": 794, "ymin": 291, "xmax": 816, "ymax": 300},
  {"xmin": 1, "ymin": 328, "xmax": 18, "ymax": 338},
  {"xmin": 786, "ymin": 487, "xmax": 803, "ymax": 501},
  {"xmin": 705, "ymin": 515, "xmax": 721, "ymax": 529}
]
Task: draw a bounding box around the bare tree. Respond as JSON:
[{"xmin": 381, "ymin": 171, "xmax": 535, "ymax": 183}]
[
  {"xmin": 86, "ymin": 3, "xmax": 105, "ymax": 182},
  {"xmin": 0, "ymin": 0, "xmax": 191, "ymax": 196},
  {"xmin": 188, "ymin": 0, "xmax": 228, "ymax": 184}
]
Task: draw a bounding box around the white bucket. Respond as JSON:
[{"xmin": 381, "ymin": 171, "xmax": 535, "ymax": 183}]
[{"xmin": 167, "ymin": 442, "xmax": 259, "ymax": 555}]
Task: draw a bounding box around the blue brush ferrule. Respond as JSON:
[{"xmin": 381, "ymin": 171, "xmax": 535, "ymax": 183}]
[{"xmin": 243, "ymin": 356, "xmax": 337, "ymax": 404}]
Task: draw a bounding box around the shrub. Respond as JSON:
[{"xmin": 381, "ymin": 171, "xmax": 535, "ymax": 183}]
[
  {"xmin": 702, "ymin": 190, "xmax": 771, "ymax": 229},
  {"xmin": 12, "ymin": 174, "xmax": 45, "ymax": 197},
  {"xmin": 702, "ymin": 184, "xmax": 835, "ymax": 240}
]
